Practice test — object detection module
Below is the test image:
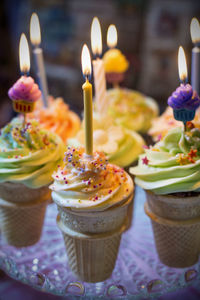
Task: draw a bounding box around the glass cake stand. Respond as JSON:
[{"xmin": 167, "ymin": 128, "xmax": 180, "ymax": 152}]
[{"xmin": 0, "ymin": 187, "xmax": 200, "ymax": 299}]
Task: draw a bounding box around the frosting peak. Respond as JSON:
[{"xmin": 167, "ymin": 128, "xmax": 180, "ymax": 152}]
[
  {"xmin": 50, "ymin": 147, "xmax": 133, "ymax": 211},
  {"xmin": 168, "ymin": 84, "xmax": 200, "ymax": 110},
  {"xmin": 8, "ymin": 76, "xmax": 41, "ymax": 102},
  {"xmin": 27, "ymin": 97, "xmax": 81, "ymax": 142},
  {"xmin": 0, "ymin": 117, "xmax": 65, "ymax": 188},
  {"xmin": 130, "ymin": 125, "xmax": 200, "ymax": 194}
]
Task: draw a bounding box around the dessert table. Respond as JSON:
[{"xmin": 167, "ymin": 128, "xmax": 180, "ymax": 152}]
[{"xmin": 0, "ymin": 186, "xmax": 200, "ymax": 299}]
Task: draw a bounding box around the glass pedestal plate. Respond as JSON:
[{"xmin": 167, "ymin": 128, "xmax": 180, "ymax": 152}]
[{"xmin": 0, "ymin": 187, "xmax": 200, "ymax": 299}]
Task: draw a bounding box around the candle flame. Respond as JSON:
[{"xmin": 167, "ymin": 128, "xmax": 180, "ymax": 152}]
[
  {"xmin": 107, "ymin": 24, "xmax": 117, "ymax": 48},
  {"xmin": 19, "ymin": 33, "xmax": 30, "ymax": 74},
  {"xmin": 190, "ymin": 17, "xmax": 200, "ymax": 44},
  {"xmin": 30, "ymin": 13, "xmax": 41, "ymax": 46},
  {"xmin": 81, "ymin": 44, "xmax": 91, "ymax": 77},
  {"xmin": 178, "ymin": 46, "xmax": 188, "ymax": 82},
  {"xmin": 91, "ymin": 17, "xmax": 102, "ymax": 56}
]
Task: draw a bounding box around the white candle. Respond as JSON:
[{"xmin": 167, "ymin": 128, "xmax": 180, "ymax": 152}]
[
  {"xmin": 190, "ymin": 18, "xmax": 200, "ymax": 95},
  {"xmin": 30, "ymin": 13, "xmax": 49, "ymax": 107},
  {"xmin": 91, "ymin": 17, "xmax": 107, "ymax": 115}
]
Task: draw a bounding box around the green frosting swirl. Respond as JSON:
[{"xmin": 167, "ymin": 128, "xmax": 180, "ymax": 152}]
[
  {"xmin": 0, "ymin": 117, "xmax": 65, "ymax": 188},
  {"xmin": 130, "ymin": 126, "xmax": 200, "ymax": 194},
  {"xmin": 107, "ymin": 88, "xmax": 159, "ymax": 133}
]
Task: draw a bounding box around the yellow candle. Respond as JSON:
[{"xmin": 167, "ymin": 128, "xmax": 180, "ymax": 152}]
[{"xmin": 81, "ymin": 44, "xmax": 93, "ymax": 155}]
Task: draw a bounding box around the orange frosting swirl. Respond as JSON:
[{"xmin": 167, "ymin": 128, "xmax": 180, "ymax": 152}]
[{"xmin": 27, "ymin": 97, "xmax": 80, "ymax": 143}]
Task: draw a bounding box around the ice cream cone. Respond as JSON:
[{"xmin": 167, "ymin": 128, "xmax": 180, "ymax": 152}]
[
  {"xmin": 145, "ymin": 190, "xmax": 200, "ymax": 220},
  {"xmin": 144, "ymin": 202, "xmax": 200, "ymax": 268},
  {"xmin": 0, "ymin": 182, "xmax": 50, "ymax": 203},
  {"xmin": 51, "ymin": 148, "xmax": 134, "ymax": 282},
  {"xmin": 57, "ymin": 214, "xmax": 127, "ymax": 282},
  {"xmin": 0, "ymin": 184, "xmax": 50, "ymax": 247},
  {"xmin": 54, "ymin": 194, "xmax": 133, "ymax": 282},
  {"xmin": 56, "ymin": 193, "xmax": 133, "ymax": 234}
]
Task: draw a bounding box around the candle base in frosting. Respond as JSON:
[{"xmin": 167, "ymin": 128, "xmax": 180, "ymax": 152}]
[{"xmin": 173, "ymin": 109, "xmax": 195, "ymax": 123}]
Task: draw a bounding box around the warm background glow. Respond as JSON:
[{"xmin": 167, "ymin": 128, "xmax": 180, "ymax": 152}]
[
  {"xmin": 178, "ymin": 46, "xmax": 187, "ymax": 82},
  {"xmin": 19, "ymin": 33, "xmax": 30, "ymax": 73},
  {"xmin": 190, "ymin": 18, "xmax": 200, "ymax": 44},
  {"xmin": 81, "ymin": 44, "xmax": 91, "ymax": 76},
  {"xmin": 1, "ymin": 0, "xmax": 199, "ymax": 128},
  {"xmin": 91, "ymin": 17, "xmax": 102, "ymax": 56},
  {"xmin": 107, "ymin": 24, "xmax": 117, "ymax": 48},
  {"xmin": 30, "ymin": 13, "xmax": 41, "ymax": 46}
]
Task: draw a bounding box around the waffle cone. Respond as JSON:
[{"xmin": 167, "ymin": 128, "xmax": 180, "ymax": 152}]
[
  {"xmin": 145, "ymin": 190, "xmax": 200, "ymax": 220},
  {"xmin": 0, "ymin": 182, "xmax": 50, "ymax": 203},
  {"xmin": 57, "ymin": 215, "xmax": 126, "ymax": 282},
  {"xmin": 0, "ymin": 184, "xmax": 50, "ymax": 247},
  {"xmin": 56, "ymin": 193, "xmax": 134, "ymax": 234},
  {"xmin": 144, "ymin": 202, "xmax": 200, "ymax": 268}
]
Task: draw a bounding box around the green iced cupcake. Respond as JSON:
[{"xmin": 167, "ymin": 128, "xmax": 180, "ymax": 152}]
[{"xmin": 107, "ymin": 88, "xmax": 159, "ymax": 133}]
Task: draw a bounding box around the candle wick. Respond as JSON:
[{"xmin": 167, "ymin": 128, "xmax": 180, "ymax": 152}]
[
  {"xmin": 21, "ymin": 71, "xmax": 28, "ymax": 77},
  {"xmin": 180, "ymin": 78, "xmax": 187, "ymax": 85},
  {"xmin": 94, "ymin": 53, "xmax": 101, "ymax": 60},
  {"xmin": 85, "ymin": 74, "xmax": 90, "ymax": 81}
]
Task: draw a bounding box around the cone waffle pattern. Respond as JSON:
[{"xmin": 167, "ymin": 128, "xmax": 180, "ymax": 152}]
[
  {"xmin": 62, "ymin": 230, "xmax": 121, "ymax": 282},
  {"xmin": 150, "ymin": 219, "xmax": 200, "ymax": 268},
  {"xmin": 57, "ymin": 194, "xmax": 134, "ymax": 234},
  {"xmin": 0, "ymin": 199, "xmax": 48, "ymax": 247},
  {"xmin": 146, "ymin": 190, "xmax": 200, "ymax": 220},
  {"xmin": 145, "ymin": 202, "xmax": 200, "ymax": 268}
]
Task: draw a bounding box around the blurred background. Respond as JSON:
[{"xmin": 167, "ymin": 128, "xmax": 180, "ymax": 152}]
[{"xmin": 0, "ymin": 0, "xmax": 200, "ymax": 127}]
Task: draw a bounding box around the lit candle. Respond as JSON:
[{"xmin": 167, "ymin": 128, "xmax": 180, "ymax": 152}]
[
  {"xmin": 103, "ymin": 24, "xmax": 129, "ymax": 87},
  {"xmin": 168, "ymin": 46, "xmax": 200, "ymax": 128},
  {"xmin": 190, "ymin": 18, "xmax": 200, "ymax": 95},
  {"xmin": 81, "ymin": 44, "xmax": 93, "ymax": 155},
  {"xmin": 30, "ymin": 13, "xmax": 49, "ymax": 107},
  {"xmin": 107, "ymin": 24, "xmax": 118, "ymax": 49},
  {"xmin": 19, "ymin": 34, "xmax": 30, "ymax": 75},
  {"xmin": 91, "ymin": 17, "xmax": 107, "ymax": 115},
  {"xmin": 8, "ymin": 34, "xmax": 41, "ymax": 126}
]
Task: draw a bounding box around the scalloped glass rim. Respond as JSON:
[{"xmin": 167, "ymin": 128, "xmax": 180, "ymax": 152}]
[{"xmin": 0, "ymin": 187, "xmax": 200, "ymax": 299}]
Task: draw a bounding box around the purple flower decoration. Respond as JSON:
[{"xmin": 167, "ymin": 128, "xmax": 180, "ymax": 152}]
[{"xmin": 168, "ymin": 84, "xmax": 200, "ymax": 111}]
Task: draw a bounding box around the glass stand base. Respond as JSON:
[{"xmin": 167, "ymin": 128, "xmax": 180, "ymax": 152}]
[{"xmin": 0, "ymin": 187, "xmax": 200, "ymax": 299}]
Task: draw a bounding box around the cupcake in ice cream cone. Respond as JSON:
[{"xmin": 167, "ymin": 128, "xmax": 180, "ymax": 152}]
[
  {"xmin": 0, "ymin": 33, "xmax": 65, "ymax": 247},
  {"xmin": 0, "ymin": 117, "xmax": 65, "ymax": 247},
  {"xmin": 50, "ymin": 147, "xmax": 134, "ymax": 282},
  {"xmin": 50, "ymin": 44, "xmax": 134, "ymax": 282},
  {"xmin": 131, "ymin": 125, "xmax": 200, "ymax": 267},
  {"xmin": 130, "ymin": 73, "xmax": 200, "ymax": 267}
]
